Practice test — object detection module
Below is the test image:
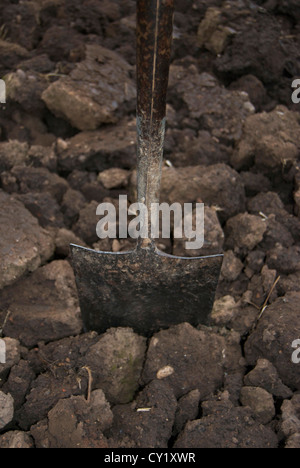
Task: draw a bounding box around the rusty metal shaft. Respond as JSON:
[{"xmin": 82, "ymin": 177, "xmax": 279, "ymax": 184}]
[{"xmin": 136, "ymin": 0, "xmax": 174, "ymax": 241}]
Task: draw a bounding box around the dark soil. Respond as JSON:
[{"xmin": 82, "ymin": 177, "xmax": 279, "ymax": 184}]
[{"xmin": 0, "ymin": 0, "xmax": 300, "ymax": 449}]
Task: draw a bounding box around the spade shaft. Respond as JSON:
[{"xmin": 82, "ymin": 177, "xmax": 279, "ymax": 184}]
[
  {"xmin": 70, "ymin": 0, "xmax": 223, "ymax": 337},
  {"xmin": 136, "ymin": 0, "xmax": 174, "ymax": 235}
]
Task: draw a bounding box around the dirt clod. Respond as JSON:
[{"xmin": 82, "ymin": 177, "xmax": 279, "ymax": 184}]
[
  {"xmin": 174, "ymin": 397, "xmax": 278, "ymax": 449},
  {"xmin": 0, "ymin": 391, "xmax": 14, "ymax": 430},
  {"xmin": 42, "ymin": 45, "xmax": 136, "ymax": 131}
]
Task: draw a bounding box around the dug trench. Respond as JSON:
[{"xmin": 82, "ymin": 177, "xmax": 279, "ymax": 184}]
[{"xmin": 0, "ymin": 0, "xmax": 300, "ymax": 449}]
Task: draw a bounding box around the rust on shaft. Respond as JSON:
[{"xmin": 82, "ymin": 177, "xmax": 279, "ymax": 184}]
[
  {"xmin": 137, "ymin": 0, "xmax": 174, "ymax": 128},
  {"xmin": 136, "ymin": 0, "xmax": 174, "ymax": 236}
]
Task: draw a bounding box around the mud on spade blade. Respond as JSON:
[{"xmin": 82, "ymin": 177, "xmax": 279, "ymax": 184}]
[
  {"xmin": 71, "ymin": 244, "xmax": 222, "ymax": 336},
  {"xmin": 70, "ymin": 0, "xmax": 223, "ymax": 337}
]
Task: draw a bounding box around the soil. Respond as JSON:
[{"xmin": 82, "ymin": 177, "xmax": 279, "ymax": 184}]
[{"xmin": 0, "ymin": 0, "xmax": 300, "ymax": 449}]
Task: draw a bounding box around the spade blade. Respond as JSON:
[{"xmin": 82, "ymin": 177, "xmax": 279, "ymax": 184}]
[{"xmin": 71, "ymin": 244, "xmax": 223, "ymax": 337}]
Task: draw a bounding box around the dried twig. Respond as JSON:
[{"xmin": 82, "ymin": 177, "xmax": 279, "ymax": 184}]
[
  {"xmin": 251, "ymin": 276, "xmax": 281, "ymax": 331},
  {"xmin": 37, "ymin": 349, "xmax": 59, "ymax": 378},
  {"xmin": 0, "ymin": 310, "xmax": 10, "ymax": 338},
  {"xmin": 0, "ymin": 24, "xmax": 8, "ymax": 41},
  {"xmin": 82, "ymin": 366, "xmax": 93, "ymax": 403},
  {"xmin": 257, "ymin": 275, "xmax": 281, "ymax": 322}
]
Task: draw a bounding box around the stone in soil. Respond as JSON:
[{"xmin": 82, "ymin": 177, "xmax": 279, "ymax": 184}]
[
  {"xmin": 42, "ymin": 45, "xmax": 136, "ymax": 131},
  {"xmin": 245, "ymin": 292, "xmax": 300, "ymax": 391},
  {"xmin": 1, "ymin": 260, "xmax": 82, "ymax": 348},
  {"xmin": 0, "ymin": 190, "xmax": 54, "ymax": 290}
]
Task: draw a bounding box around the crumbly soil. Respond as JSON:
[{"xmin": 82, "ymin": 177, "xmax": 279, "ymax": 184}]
[{"xmin": 0, "ymin": 0, "xmax": 300, "ymax": 449}]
